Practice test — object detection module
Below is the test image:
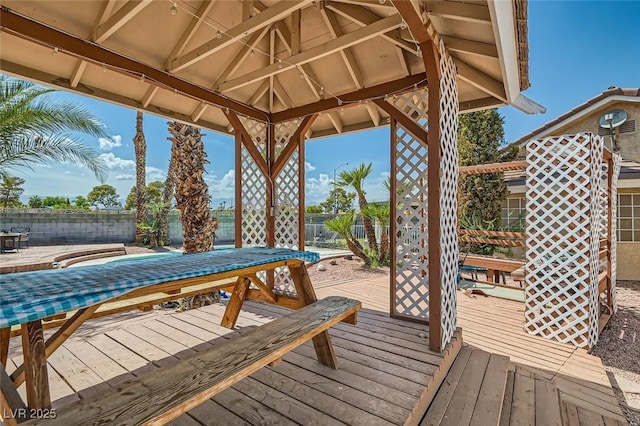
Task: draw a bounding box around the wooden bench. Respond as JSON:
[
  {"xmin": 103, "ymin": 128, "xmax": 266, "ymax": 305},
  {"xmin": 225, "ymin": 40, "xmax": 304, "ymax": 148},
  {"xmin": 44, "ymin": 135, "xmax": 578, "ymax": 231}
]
[{"xmin": 24, "ymin": 296, "xmax": 360, "ymax": 426}]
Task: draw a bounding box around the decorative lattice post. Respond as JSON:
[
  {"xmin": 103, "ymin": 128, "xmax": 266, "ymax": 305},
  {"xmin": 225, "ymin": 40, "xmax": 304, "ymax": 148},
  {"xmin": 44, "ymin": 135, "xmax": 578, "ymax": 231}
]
[
  {"xmin": 384, "ymin": 39, "xmax": 459, "ymax": 351},
  {"xmin": 610, "ymin": 153, "xmax": 622, "ymax": 312},
  {"xmin": 525, "ymin": 133, "xmax": 604, "ymax": 348}
]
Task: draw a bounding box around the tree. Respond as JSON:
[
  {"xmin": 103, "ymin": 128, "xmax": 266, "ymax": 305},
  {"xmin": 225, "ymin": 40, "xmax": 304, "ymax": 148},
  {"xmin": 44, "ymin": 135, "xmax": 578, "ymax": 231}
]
[
  {"xmin": 458, "ymin": 109, "xmax": 516, "ymax": 255},
  {"xmin": 325, "ymin": 211, "xmax": 371, "ymax": 265},
  {"xmin": 133, "ymin": 111, "xmax": 147, "ymax": 244},
  {"xmin": 320, "ymin": 187, "xmax": 355, "ymax": 213},
  {"xmin": 73, "ymin": 195, "xmax": 90, "ymax": 209},
  {"xmin": 0, "ymin": 77, "xmax": 109, "ymax": 181},
  {"xmin": 0, "ymin": 174, "xmax": 25, "ymax": 207},
  {"xmin": 305, "ymin": 205, "xmax": 323, "ymax": 214},
  {"xmin": 167, "ymin": 122, "xmax": 217, "ymax": 253},
  {"xmin": 336, "ymin": 163, "xmax": 378, "ymax": 255},
  {"xmin": 28, "ymin": 195, "xmax": 43, "ymax": 208},
  {"xmin": 125, "ymin": 181, "xmax": 164, "ymax": 210},
  {"xmin": 362, "ymin": 203, "xmax": 390, "ymax": 265},
  {"xmin": 42, "ymin": 196, "xmax": 70, "ymax": 209},
  {"xmin": 87, "ymin": 184, "xmax": 120, "ymax": 207},
  {"xmin": 158, "ymin": 145, "xmax": 177, "ymax": 246}
]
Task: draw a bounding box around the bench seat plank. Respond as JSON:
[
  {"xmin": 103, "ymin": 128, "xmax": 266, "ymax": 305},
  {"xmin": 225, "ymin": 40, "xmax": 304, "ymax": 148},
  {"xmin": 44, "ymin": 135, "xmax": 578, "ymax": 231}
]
[{"xmin": 26, "ymin": 296, "xmax": 361, "ymax": 426}]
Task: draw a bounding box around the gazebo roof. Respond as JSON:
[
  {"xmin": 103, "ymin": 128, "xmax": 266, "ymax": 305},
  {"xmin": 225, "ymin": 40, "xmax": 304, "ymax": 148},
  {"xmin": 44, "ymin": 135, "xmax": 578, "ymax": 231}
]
[{"xmin": 0, "ymin": 0, "xmax": 542, "ymax": 138}]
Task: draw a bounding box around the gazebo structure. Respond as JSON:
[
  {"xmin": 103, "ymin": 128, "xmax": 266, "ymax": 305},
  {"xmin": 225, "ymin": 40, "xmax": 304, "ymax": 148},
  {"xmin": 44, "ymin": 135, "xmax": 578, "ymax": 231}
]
[{"xmin": 0, "ymin": 0, "xmax": 541, "ymax": 354}]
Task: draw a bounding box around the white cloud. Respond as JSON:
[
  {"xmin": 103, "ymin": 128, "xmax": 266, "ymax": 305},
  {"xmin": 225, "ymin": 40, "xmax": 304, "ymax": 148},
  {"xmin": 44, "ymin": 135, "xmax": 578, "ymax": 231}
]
[
  {"xmin": 305, "ymin": 161, "xmax": 316, "ymax": 172},
  {"xmin": 115, "ymin": 174, "xmax": 135, "ymax": 181},
  {"xmin": 145, "ymin": 166, "xmax": 165, "ymax": 181},
  {"xmin": 98, "ymin": 135, "xmax": 122, "ymax": 150},
  {"xmin": 380, "ymin": 171, "xmax": 390, "ymax": 178},
  {"xmin": 98, "ymin": 152, "xmax": 135, "ymax": 169},
  {"xmin": 64, "ymin": 171, "xmax": 70, "ymax": 174},
  {"xmin": 305, "ymin": 173, "xmax": 331, "ymax": 204}
]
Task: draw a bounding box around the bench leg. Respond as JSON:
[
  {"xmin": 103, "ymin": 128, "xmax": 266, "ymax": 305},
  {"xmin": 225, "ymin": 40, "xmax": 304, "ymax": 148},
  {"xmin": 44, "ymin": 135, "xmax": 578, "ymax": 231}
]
[
  {"xmin": 289, "ymin": 264, "xmax": 338, "ymax": 369},
  {"xmin": 221, "ymin": 277, "xmax": 250, "ymax": 329},
  {"xmin": 1, "ymin": 328, "xmax": 10, "ymax": 366}
]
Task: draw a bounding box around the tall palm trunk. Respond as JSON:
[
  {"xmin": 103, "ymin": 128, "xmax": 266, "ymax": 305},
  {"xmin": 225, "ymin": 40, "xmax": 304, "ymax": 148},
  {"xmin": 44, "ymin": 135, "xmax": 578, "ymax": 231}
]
[
  {"xmin": 158, "ymin": 143, "xmax": 176, "ymax": 245},
  {"xmin": 167, "ymin": 122, "xmax": 217, "ymax": 253},
  {"xmin": 357, "ymin": 193, "xmax": 378, "ymax": 253},
  {"xmin": 133, "ymin": 111, "xmax": 147, "ymax": 244}
]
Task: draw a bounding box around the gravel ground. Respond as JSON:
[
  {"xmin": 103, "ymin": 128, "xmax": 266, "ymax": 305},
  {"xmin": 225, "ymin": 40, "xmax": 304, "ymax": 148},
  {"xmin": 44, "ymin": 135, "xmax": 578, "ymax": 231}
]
[
  {"xmin": 592, "ymin": 280, "xmax": 640, "ymax": 426},
  {"xmin": 307, "ymin": 255, "xmax": 389, "ymax": 285}
]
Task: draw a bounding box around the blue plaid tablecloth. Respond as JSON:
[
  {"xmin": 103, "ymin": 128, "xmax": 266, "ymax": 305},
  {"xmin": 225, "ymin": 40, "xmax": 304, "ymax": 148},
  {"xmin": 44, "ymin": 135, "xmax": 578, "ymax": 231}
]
[{"xmin": 0, "ymin": 247, "xmax": 319, "ymax": 329}]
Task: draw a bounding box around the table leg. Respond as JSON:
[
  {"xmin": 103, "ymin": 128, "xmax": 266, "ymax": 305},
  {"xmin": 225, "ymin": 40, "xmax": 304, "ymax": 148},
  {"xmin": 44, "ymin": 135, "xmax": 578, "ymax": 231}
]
[
  {"xmin": 20, "ymin": 321, "xmax": 50, "ymax": 409},
  {"xmin": 289, "ymin": 263, "xmax": 338, "ymax": 369},
  {"xmin": 1, "ymin": 328, "xmax": 10, "ymax": 366},
  {"xmin": 221, "ymin": 277, "xmax": 251, "ymax": 329},
  {"xmin": 1, "ymin": 365, "xmax": 27, "ymax": 425}
]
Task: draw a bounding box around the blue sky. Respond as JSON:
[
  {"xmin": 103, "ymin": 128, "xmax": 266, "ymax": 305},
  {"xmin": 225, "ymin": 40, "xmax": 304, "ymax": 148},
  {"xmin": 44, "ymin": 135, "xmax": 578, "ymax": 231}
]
[{"xmin": 8, "ymin": 1, "xmax": 640, "ymax": 207}]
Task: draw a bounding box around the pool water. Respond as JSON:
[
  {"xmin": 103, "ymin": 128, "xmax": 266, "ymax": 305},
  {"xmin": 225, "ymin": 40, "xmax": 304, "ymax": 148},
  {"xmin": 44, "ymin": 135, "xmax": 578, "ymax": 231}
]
[{"xmin": 106, "ymin": 244, "xmax": 235, "ymax": 264}]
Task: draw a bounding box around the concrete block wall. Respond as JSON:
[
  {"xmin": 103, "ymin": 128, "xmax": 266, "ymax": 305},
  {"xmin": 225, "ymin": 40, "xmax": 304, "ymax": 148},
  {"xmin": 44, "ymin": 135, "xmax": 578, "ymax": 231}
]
[{"xmin": 0, "ymin": 210, "xmax": 236, "ymax": 245}]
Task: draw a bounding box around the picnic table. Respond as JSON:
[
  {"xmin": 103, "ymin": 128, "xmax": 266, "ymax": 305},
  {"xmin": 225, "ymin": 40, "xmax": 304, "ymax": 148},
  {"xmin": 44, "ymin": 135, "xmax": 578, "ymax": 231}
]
[
  {"xmin": 0, "ymin": 247, "xmax": 359, "ymax": 423},
  {"xmin": 0, "ymin": 232, "xmax": 22, "ymax": 253}
]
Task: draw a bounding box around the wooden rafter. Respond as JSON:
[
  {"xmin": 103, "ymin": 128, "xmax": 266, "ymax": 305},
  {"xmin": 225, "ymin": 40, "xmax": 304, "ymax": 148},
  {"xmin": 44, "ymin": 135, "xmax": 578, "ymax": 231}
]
[
  {"xmin": 320, "ymin": 7, "xmax": 364, "ymax": 89},
  {"xmin": 0, "ymin": 8, "xmax": 267, "ymax": 122},
  {"xmin": 424, "ymin": 1, "xmax": 492, "ymax": 24},
  {"xmin": 164, "ymin": 0, "xmax": 217, "ymax": 68},
  {"xmin": 365, "ymin": 102, "xmax": 382, "ymax": 126},
  {"xmin": 69, "ymin": 0, "xmax": 117, "ymax": 88},
  {"xmin": 94, "ymin": 0, "xmax": 152, "ymax": 43},
  {"xmin": 272, "ymin": 73, "xmax": 427, "ymax": 122},
  {"xmin": 247, "ymin": 80, "xmax": 270, "ymax": 106},
  {"xmin": 170, "ymin": 0, "xmax": 313, "ymax": 72},
  {"xmin": 269, "ymin": 29, "xmax": 276, "ymax": 111},
  {"xmin": 455, "ymin": 59, "xmax": 507, "ymax": 102},
  {"xmin": 372, "ymin": 99, "xmax": 426, "ymax": 142},
  {"xmin": 441, "ymin": 36, "xmax": 498, "ymax": 58},
  {"xmin": 219, "ymin": 14, "xmax": 402, "ymax": 93},
  {"xmin": 327, "ymin": 111, "xmax": 344, "ymax": 133},
  {"xmin": 332, "ymin": 0, "xmax": 395, "ymax": 9},
  {"xmin": 326, "ymin": 2, "xmax": 419, "ymax": 54}
]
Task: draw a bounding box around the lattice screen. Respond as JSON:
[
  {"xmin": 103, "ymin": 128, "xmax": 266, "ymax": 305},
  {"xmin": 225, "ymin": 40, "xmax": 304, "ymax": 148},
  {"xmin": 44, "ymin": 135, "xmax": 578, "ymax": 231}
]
[
  {"xmin": 273, "ymin": 119, "xmax": 302, "ymax": 295},
  {"xmin": 389, "ymin": 39, "xmax": 459, "ymax": 349},
  {"xmin": 610, "ymin": 153, "xmax": 622, "ymax": 312},
  {"xmin": 239, "ymin": 116, "xmax": 267, "ymax": 247},
  {"xmin": 437, "ymin": 39, "xmax": 459, "ymax": 347},
  {"xmin": 524, "ymin": 133, "xmax": 604, "ymax": 348}
]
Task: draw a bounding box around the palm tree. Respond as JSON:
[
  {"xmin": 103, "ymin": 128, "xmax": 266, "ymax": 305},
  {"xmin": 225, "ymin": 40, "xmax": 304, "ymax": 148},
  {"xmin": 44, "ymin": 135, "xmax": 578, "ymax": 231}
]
[
  {"xmin": 0, "ymin": 77, "xmax": 108, "ymax": 181},
  {"xmin": 158, "ymin": 146, "xmax": 176, "ymax": 246},
  {"xmin": 133, "ymin": 111, "xmax": 147, "ymax": 244},
  {"xmin": 325, "ymin": 211, "xmax": 371, "ymax": 265},
  {"xmin": 167, "ymin": 121, "xmax": 217, "ymax": 253},
  {"xmin": 336, "ymin": 163, "xmax": 378, "ymax": 255},
  {"xmin": 363, "ymin": 203, "xmax": 390, "ymax": 264}
]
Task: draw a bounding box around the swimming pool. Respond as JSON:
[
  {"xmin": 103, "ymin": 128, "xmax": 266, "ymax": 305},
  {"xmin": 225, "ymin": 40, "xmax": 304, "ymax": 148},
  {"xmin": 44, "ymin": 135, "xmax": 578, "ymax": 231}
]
[{"xmin": 106, "ymin": 244, "xmax": 236, "ymax": 264}]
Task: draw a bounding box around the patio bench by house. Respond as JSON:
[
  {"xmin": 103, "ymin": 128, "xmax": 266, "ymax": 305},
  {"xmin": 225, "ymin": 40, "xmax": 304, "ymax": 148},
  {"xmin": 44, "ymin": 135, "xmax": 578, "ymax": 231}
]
[{"xmin": 25, "ymin": 296, "xmax": 360, "ymax": 426}]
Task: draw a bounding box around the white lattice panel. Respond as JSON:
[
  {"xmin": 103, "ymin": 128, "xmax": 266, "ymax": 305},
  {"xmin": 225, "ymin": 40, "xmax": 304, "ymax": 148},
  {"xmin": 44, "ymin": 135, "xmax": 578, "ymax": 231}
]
[
  {"xmin": 389, "ymin": 40, "xmax": 459, "ymax": 349},
  {"xmin": 610, "ymin": 153, "xmax": 622, "ymax": 312},
  {"xmin": 273, "ymin": 119, "xmax": 302, "ymax": 295},
  {"xmin": 525, "ymin": 133, "xmax": 604, "ymax": 348},
  {"xmin": 239, "ymin": 117, "xmax": 267, "ymax": 247},
  {"xmin": 393, "ymin": 123, "xmax": 430, "ymax": 319},
  {"xmin": 437, "ymin": 39, "xmax": 459, "ymax": 347}
]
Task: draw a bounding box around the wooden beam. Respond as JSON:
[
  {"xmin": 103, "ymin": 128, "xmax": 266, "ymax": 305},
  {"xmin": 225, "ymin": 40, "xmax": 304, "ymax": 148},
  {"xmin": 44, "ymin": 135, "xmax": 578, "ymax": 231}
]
[
  {"xmin": 20, "ymin": 321, "xmax": 50, "ymax": 409},
  {"xmin": 1, "ymin": 365, "xmax": 27, "ymax": 425},
  {"xmin": 272, "ymin": 73, "xmax": 427, "ymax": 122},
  {"xmin": 242, "ymin": 0, "xmax": 254, "ymax": 21},
  {"xmin": 140, "ymin": 86, "xmax": 158, "ymax": 108},
  {"xmin": 459, "ymin": 160, "xmax": 527, "ymax": 175},
  {"xmin": 221, "ymin": 277, "xmax": 251, "ymax": 328},
  {"xmin": 320, "ymin": 8, "xmax": 365, "ymax": 89},
  {"xmin": 327, "ymin": 2, "xmax": 419, "ymax": 54},
  {"xmin": 247, "ymin": 79, "xmax": 270, "ymax": 106},
  {"xmin": 424, "ymin": 1, "xmax": 492, "ymax": 24},
  {"xmin": 391, "ymin": 1, "xmax": 431, "ymax": 43},
  {"xmin": 94, "ymin": 0, "xmax": 152, "ymax": 43},
  {"xmin": 269, "ymin": 29, "xmax": 276, "ymax": 112},
  {"xmin": 327, "ymin": 111, "xmax": 344, "ymax": 133},
  {"xmin": 218, "ymin": 14, "xmax": 403, "ymax": 93},
  {"xmin": 234, "ymin": 130, "xmax": 243, "ymax": 248},
  {"xmin": 224, "ymin": 111, "xmax": 269, "ymax": 177},
  {"xmin": 0, "ymin": 8, "xmax": 268, "ymax": 122},
  {"xmin": 332, "ymin": 0, "xmax": 395, "ymax": 9},
  {"xmin": 273, "ymin": 77, "xmax": 293, "ymax": 109},
  {"xmin": 366, "ymin": 102, "xmax": 382, "ymax": 126},
  {"xmin": 1, "ymin": 327, "xmax": 10, "ymax": 366},
  {"xmin": 244, "ymin": 273, "xmax": 277, "ymax": 303},
  {"xmin": 163, "ymin": 0, "xmax": 217, "ymax": 68},
  {"xmin": 455, "ymin": 58, "xmax": 507, "ymax": 102},
  {"xmin": 272, "ymin": 114, "xmax": 317, "ymax": 177},
  {"xmin": 291, "ymin": 9, "xmax": 301, "ymax": 54},
  {"xmin": 69, "ymin": 60, "xmax": 88, "ymax": 89},
  {"xmin": 441, "ymin": 36, "xmax": 498, "ymax": 58},
  {"xmin": 170, "ymin": 0, "xmax": 314, "ymax": 72},
  {"xmin": 372, "ymin": 99, "xmax": 427, "ymax": 142},
  {"xmin": 396, "ymin": 45, "xmax": 410, "ymax": 77}
]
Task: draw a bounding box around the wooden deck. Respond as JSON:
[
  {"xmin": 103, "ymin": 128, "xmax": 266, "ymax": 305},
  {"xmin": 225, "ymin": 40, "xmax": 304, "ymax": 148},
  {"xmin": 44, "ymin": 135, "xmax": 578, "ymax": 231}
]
[
  {"xmin": 5, "ymin": 294, "xmax": 461, "ymax": 425},
  {"xmin": 4, "ymin": 271, "xmax": 627, "ymax": 425}
]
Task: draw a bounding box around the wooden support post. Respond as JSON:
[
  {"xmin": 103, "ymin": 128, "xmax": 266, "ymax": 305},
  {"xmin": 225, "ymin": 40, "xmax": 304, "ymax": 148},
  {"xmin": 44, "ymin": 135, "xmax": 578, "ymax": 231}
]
[
  {"xmin": 221, "ymin": 277, "xmax": 251, "ymax": 329},
  {"xmin": 606, "ymin": 157, "xmax": 614, "ymax": 312},
  {"xmin": 1, "ymin": 327, "xmax": 10, "ymax": 366},
  {"xmin": 266, "ymin": 123, "xmax": 276, "ymax": 288},
  {"xmin": 423, "ymin": 40, "xmax": 443, "ymax": 353},
  {"xmin": 20, "ymin": 321, "xmax": 50, "ymax": 409},
  {"xmin": 298, "ymin": 128, "xmax": 306, "ymax": 250},
  {"xmin": 1, "ymin": 365, "xmax": 27, "ymax": 425},
  {"xmin": 389, "ymin": 118, "xmax": 398, "ymax": 317},
  {"xmin": 11, "ymin": 305, "xmax": 100, "ymax": 387},
  {"xmin": 289, "ymin": 263, "xmax": 338, "ymax": 368}
]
